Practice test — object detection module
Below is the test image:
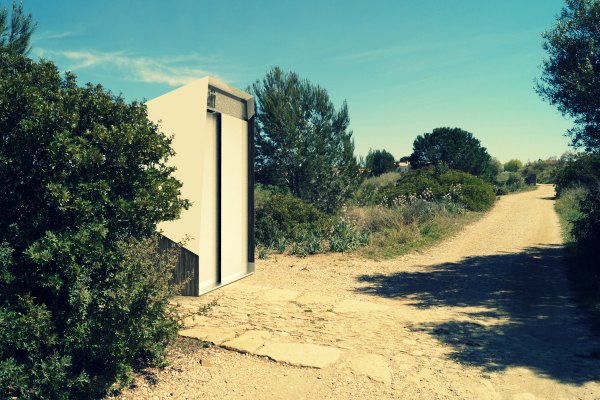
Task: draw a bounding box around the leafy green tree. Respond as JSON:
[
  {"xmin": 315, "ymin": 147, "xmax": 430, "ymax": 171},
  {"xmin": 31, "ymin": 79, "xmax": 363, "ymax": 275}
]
[
  {"xmin": 365, "ymin": 149, "xmax": 396, "ymax": 176},
  {"xmin": 489, "ymin": 157, "xmax": 504, "ymax": 176},
  {"xmin": 554, "ymin": 153, "xmax": 600, "ymax": 196},
  {"xmin": 250, "ymin": 67, "xmax": 361, "ymax": 213},
  {"xmin": 0, "ymin": 54, "xmax": 189, "ymax": 398},
  {"xmin": 539, "ymin": 1, "xmax": 600, "ymax": 282},
  {"xmin": 503, "ymin": 159, "xmax": 523, "ymax": 172},
  {"xmin": 0, "ymin": 1, "xmax": 36, "ymax": 55},
  {"xmin": 537, "ymin": 0, "xmax": 600, "ymax": 151},
  {"xmin": 409, "ymin": 127, "xmax": 493, "ymax": 180},
  {"xmin": 522, "ymin": 157, "xmax": 562, "ymax": 183}
]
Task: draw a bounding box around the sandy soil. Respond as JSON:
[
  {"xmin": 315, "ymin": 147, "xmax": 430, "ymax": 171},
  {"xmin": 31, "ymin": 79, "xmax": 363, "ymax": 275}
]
[{"xmin": 111, "ymin": 185, "xmax": 600, "ymax": 400}]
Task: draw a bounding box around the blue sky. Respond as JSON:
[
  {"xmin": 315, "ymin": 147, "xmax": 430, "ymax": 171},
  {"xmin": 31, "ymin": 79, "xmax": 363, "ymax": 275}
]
[{"xmin": 26, "ymin": 0, "xmax": 572, "ymax": 163}]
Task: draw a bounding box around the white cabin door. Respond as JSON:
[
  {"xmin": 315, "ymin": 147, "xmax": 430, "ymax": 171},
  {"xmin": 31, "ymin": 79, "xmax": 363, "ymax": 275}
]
[{"xmin": 219, "ymin": 114, "xmax": 249, "ymax": 284}]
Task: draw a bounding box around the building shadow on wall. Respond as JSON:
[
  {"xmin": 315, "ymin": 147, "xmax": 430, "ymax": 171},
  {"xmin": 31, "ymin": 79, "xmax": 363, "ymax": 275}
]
[{"xmin": 356, "ymin": 245, "xmax": 600, "ymax": 385}]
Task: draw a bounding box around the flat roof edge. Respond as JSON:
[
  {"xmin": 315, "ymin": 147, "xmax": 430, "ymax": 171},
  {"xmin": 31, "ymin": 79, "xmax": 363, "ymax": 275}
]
[{"xmin": 208, "ymin": 76, "xmax": 253, "ymax": 102}]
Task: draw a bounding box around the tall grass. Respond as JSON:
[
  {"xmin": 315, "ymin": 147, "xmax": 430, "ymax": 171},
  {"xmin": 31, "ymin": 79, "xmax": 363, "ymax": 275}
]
[
  {"xmin": 555, "ymin": 186, "xmax": 587, "ymax": 243},
  {"xmin": 255, "ymin": 170, "xmax": 489, "ymax": 260},
  {"xmin": 343, "ymin": 201, "xmax": 482, "ymax": 259}
]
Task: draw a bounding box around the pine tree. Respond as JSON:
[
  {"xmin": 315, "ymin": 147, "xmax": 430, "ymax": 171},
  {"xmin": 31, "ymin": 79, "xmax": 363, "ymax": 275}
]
[
  {"xmin": 250, "ymin": 67, "xmax": 360, "ymax": 213},
  {"xmin": 0, "ymin": 1, "xmax": 37, "ymax": 56}
]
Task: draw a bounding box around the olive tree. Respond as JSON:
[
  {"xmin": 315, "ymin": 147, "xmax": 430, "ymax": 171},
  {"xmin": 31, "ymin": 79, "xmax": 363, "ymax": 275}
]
[
  {"xmin": 538, "ymin": 0, "xmax": 600, "ymax": 277},
  {"xmin": 537, "ymin": 0, "xmax": 600, "ymax": 151}
]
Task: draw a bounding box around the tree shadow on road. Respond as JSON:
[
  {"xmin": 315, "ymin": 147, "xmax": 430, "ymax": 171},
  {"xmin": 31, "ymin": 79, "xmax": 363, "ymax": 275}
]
[{"xmin": 356, "ymin": 245, "xmax": 600, "ymax": 385}]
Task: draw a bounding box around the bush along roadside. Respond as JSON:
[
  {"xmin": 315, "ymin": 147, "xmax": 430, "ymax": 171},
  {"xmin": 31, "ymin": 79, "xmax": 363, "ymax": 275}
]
[
  {"xmin": 555, "ymin": 183, "xmax": 600, "ymax": 333},
  {"xmin": 255, "ymin": 166, "xmax": 490, "ymax": 260},
  {"xmin": 0, "ymin": 54, "xmax": 190, "ymax": 398},
  {"xmin": 254, "ymin": 187, "xmax": 368, "ymax": 258},
  {"xmin": 353, "ymin": 167, "xmax": 496, "ymax": 212}
]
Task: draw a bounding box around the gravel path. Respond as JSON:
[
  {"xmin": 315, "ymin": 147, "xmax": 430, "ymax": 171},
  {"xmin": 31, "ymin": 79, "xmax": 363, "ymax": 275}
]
[{"xmin": 112, "ymin": 185, "xmax": 600, "ymax": 400}]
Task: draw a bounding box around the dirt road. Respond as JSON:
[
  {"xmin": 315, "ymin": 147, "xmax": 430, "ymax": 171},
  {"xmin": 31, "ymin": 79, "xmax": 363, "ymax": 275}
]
[{"xmin": 114, "ymin": 185, "xmax": 600, "ymax": 400}]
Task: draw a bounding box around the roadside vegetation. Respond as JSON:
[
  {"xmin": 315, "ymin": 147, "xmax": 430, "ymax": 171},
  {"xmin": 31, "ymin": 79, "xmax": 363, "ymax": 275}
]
[
  {"xmin": 254, "ymin": 121, "xmax": 498, "ymax": 260},
  {"xmin": 553, "ymin": 154, "xmax": 600, "ymax": 331},
  {"xmin": 538, "ymin": 0, "xmax": 600, "ymax": 331}
]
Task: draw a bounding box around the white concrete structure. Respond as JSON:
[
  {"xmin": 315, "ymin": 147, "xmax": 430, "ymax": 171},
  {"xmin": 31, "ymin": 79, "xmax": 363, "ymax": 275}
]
[{"xmin": 146, "ymin": 77, "xmax": 254, "ymax": 295}]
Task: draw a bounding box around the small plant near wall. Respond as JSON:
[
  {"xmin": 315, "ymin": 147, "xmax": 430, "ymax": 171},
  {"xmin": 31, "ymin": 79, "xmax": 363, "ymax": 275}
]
[{"xmin": 257, "ymin": 246, "xmax": 270, "ymax": 260}]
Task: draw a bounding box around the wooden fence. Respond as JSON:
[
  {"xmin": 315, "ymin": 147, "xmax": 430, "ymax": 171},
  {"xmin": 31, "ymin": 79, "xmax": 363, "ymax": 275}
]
[{"xmin": 158, "ymin": 235, "xmax": 199, "ymax": 296}]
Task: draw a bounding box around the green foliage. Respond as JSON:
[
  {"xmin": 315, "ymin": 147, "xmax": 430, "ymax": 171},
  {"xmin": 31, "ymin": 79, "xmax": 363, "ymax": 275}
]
[
  {"xmin": 503, "ymin": 159, "xmax": 523, "ymax": 172},
  {"xmin": 554, "ymin": 153, "xmax": 600, "ymax": 196},
  {"xmin": 495, "ymin": 171, "xmax": 526, "ymax": 193},
  {"xmin": 350, "ymin": 204, "xmax": 479, "ymax": 260},
  {"xmin": 365, "ymin": 149, "xmax": 396, "ymax": 176},
  {"xmin": 354, "ymin": 168, "xmax": 495, "ymax": 212},
  {"xmin": 539, "ymin": 0, "xmax": 600, "ymax": 308},
  {"xmin": 257, "ymin": 246, "xmax": 269, "ymax": 260},
  {"xmin": 328, "ymin": 219, "xmax": 368, "ymax": 253},
  {"xmin": 271, "ymin": 236, "xmax": 288, "ymax": 253},
  {"xmin": 0, "ymin": 1, "xmax": 36, "ymax": 56},
  {"xmin": 254, "ymin": 191, "xmax": 333, "ymax": 247},
  {"xmin": 353, "ymin": 172, "xmax": 401, "ymax": 199},
  {"xmin": 254, "ymin": 188, "xmax": 370, "ymax": 256},
  {"xmin": 537, "ymin": 0, "xmax": 600, "ymax": 151},
  {"xmin": 250, "ymin": 67, "xmax": 361, "ymax": 213},
  {"xmin": 0, "ymin": 54, "xmax": 188, "ymax": 398},
  {"xmin": 489, "ymin": 157, "xmax": 504, "ymax": 177},
  {"xmin": 521, "ymin": 157, "xmax": 562, "ymax": 183},
  {"xmin": 555, "ymin": 186, "xmax": 588, "ymax": 242},
  {"xmin": 555, "ymin": 185, "xmax": 600, "ymax": 334},
  {"xmin": 572, "ymin": 184, "xmax": 600, "ymax": 253},
  {"xmin": 409, "ymin": 127, "xmax": 494, "ymax": 180}
]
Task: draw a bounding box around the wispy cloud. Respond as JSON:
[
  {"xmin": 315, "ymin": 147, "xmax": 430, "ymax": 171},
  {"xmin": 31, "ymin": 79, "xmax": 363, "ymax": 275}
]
[
  {"xmin": 331, "ymin": 30, "xmax": 536, "ymax": 65},
  {"xmin": 34, "ymin": 30, "xmax": 76, "ymax": 41},
  {"xmin": 37, "ymin": 49, "xmax": 220, "ymax": 86},
  {"xmin": 331, "ymin": 46, "xmax": 406, "ymax": 64}
]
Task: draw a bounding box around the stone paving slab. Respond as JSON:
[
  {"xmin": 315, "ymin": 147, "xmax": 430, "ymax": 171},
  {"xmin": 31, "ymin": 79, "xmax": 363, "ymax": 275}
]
[
  {"xmin": 179, "ymin": 326, "xmax": 237, "ymax": 345},
  {"xmin": 222, "ymin": 330, "xmax": 272, "ymax": 354},
  {"xmin": 256, "ymin": 342, "xmax": 343, "ymax": 368},
  {"xmin": 174, "ymin": 282, "xmax": 438, "ymax": 382},
  {"xmin": 176, "ymin": 283, "xmax": 403, "ymax": 377}
]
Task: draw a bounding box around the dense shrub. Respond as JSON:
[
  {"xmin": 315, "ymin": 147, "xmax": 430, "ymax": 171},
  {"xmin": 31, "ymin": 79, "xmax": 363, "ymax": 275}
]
[
  {"xmin": 254, "ymin": 190, "xmax": 333, "ymax": 246},
  {"xmin": 494, "ymin": 171, "xmax": 526, "ymax": 194},
  {"xmin": 572, "ymin": 185, "xmax": 600, "ymax": 258},
  {"xmin": 555, "ymin": 186, "xmax": 588, "ymax": 242},
  {"xmin": 522, "ymin": 158, "xmax": 561, "ymax": 184},
  {"xmin": 554, "ymin": 153, "xmax": 600, "ymax": 197},
  {"xmin": 0, "ymin": 54, "xmax": 188, "ymax": 398},
  {"xmin": 354, "ymin": 168, "xmax": 495, "ymax": 211},
  {"xmin": 365, "ymin": 149, "xmax": 396, "ymax": 176},
  {"xmin": 503, "ymin": 159, "xmax": 523, "ymax": 172}
]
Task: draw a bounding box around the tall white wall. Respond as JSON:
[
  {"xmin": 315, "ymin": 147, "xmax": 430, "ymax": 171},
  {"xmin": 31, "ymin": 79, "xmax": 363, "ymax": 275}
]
[{"xmin": 146, "ymin": 78, "xmax": 209, "ymax": 255}]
